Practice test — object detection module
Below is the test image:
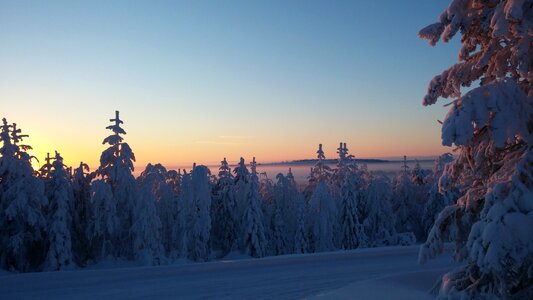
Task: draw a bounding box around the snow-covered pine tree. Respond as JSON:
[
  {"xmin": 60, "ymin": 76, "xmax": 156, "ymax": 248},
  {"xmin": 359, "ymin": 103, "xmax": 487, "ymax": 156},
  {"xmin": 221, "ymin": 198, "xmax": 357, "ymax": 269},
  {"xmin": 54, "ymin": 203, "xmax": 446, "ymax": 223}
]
[
  {"xmin": 87, "ymin": 179, "xmax": 118, "ymax": 260},
  {"xmin": 418, "ymin": 1, "xmax": 533, "ymax": 298},
  {"xmin": 188, "ymin": 165, "xmax": 212, "ymax": 261},
  {"xmin": 212, "ymin": 158, "xmax": 238, "ymax": 257},
  {"xmin": 0, "ymin": 119, "xmax": 48, "ymax": 271},
  {"xmin": 71, "ymin": 162, "xmax": 92, "ymax": 265},
  {"xmin": 363, "ymin": 174, "xmax": 397, "ymax": 246},
  {"xmin": 44, "ymin": 151, "xmax": 75, "ymax": 271},
  {"xmin": 96, "ymin": 111, "xmax": 138, "ymax": 259},
  {"xmin": 241, "ymin": 157, "xmax": 267, "ymax": 258}
]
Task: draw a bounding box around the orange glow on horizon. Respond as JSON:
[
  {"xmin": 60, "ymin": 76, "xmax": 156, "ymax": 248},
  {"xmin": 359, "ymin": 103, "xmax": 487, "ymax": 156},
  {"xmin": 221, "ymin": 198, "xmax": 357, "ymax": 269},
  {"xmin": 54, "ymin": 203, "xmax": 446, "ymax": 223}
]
[
  {"xmin": 24, "ymin": 129, "xmax": 449, "ymax": 173},
  {"xmin": 11, "ymin": 109, "xmax": 450, "ymax": 173}
]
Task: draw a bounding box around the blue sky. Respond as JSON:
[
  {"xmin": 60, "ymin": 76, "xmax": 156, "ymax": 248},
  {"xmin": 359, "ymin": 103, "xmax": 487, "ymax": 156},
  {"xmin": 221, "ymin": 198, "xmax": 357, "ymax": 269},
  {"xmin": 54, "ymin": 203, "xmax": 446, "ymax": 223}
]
[{"xmin": 0, "ymin": 0, "xmax": 459, "ymax": 167}]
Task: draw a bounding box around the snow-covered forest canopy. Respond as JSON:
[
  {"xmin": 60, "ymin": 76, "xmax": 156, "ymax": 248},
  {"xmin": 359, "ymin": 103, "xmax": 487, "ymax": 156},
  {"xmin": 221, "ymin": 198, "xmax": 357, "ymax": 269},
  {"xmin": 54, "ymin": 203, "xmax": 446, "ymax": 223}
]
[{"xmin": 0, "ymin": 111, "xmax": 450, "ymax": 272}]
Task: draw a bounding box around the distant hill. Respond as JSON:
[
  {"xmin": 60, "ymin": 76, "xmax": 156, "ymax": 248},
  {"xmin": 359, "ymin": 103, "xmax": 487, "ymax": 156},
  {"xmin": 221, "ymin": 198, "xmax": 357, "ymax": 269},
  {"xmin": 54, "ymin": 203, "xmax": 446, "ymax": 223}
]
[{"xmin": 257, "ymin": 158, "xmax": 391, "ymax": 166}]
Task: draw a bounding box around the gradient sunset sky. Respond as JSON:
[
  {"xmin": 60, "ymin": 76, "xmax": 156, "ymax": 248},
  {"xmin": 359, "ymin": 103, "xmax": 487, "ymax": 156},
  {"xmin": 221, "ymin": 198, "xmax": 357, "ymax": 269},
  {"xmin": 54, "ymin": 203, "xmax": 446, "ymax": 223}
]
[{"xmin": 0, "ymin": 0, "xmax": 458, "ymax": 169}]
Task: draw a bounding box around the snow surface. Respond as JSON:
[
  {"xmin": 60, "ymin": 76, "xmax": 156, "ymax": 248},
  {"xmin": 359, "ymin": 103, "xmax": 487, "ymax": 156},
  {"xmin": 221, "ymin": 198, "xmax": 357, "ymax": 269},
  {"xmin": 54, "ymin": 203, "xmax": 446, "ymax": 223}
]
[
  {"xmin": 0, "ymin": 245, "xmax": 459, "ymax": 299},
  {"xmin": 312, "ymin": 269, "xmax": 446, "ymax": 300}
]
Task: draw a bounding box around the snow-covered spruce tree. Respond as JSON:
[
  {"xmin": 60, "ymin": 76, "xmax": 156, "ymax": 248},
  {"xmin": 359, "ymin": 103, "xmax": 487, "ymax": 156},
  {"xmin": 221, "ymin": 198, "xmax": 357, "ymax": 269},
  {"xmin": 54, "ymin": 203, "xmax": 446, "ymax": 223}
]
[
  {"xmin": 331, "ymin": 142, "xmax": 367, "ymax": 249},
  {"xmin": 0, "ymin": 119, "xmax": 48, "ymax": 271},
  {"xmin": 309, "ymin": 180, "xmax": 336, "ymax": 253},
  {"xmin": 38, "ymin": 152, "xmax": 54, "ymax": 180},
  {"xmin": 410, "ymin": 160, "xmax": 432, "ymax": 241},
  {"xmin": 352, "ymin": 163, "xmax": 372, "ymax": 222},
  {"xmin": 71, "ymin": 162, "xmax": 92, "ymax": 265},
  {"xmin": 87, "ymin": 179, "xmax": 118, "ymax": 260},
  {"xmin": 331, "ymin": 143, "xmax": 350, "ymax": 219},
  {"xmin": 96, "ymin": 111, "xmax": 138, "ymax": 259},
  {"xmin": 258, "ymin": 172, "xmax": 276, "ymax": 255},
  {"xmin": 392, "ymin": 167, "xmax": 423, "ymax": 241},
  {"xmin": 177, "ymin": 170, "xmax": 192, "ymax": 258},
  {"xmin": 212, "ymin": 158, "xmax": 238, "ymax": 257},
  {"xmin": 308, "ymin": 144, "xmax": 336, "ymax": 253},
  {"xmin": 259, "ymin": 172, "xmax": 275, "ymax": 204},
  {"xmin": 234, "ymin": 157, "xmax": 250, "ymax": 184},
  {"xmin": 188, "ymin": 165, "xmax": 212, "ymax": 261},
  {"xmin": 293, "ymin": 185, "xmax": 309, "ymax": 254},
  {"xmin": 166, "ymin": 169, "xmax": 182, "ymax": 195},
  {"xmin": 133, "ymin": 164, "xmax": 166, "ymax": 265},
  {"xmin": 160, "ymin": 168, "xmax": 180, "ymax": 257},
  {"xmin": 241, "ymin": 157, "xmax": 267, "ymax": 258},
  {"xmin": 411, "ymin": 160, "xmax": 431, "ymax": 188},
  {"xmin": 334, "ymin": 143, "xmax": 362, "ymax": 186},
  {"xmin": 421, "ymin": 153, "xmax": 457, "ymax": 237},
  {"xmin": 338, "ymin": 175, "xmax": 368, "ymax": 250},
  {"xmin": 138, "ymin": 163, "xmax": 176, "ymax": 258},
  {"xmin": 363, "ymin": 174, "xmax": 397, "ymax": 246},
  {"xmin": 273, "ymin": 167, "xmax": 309, "ymax": 254},
  {"xmin": 287, "ymin": 167, "xmax": 296, "ymax": 186},
  {"xmin": 304, "ymin": 144, "xmax": 332, "ymax": 200},
  {"xmin": 259, "ymin": 172, "xmax": 275, "ymax": 206},
  {"xmin": 44, "ymin": 151, "xmax": 75, "ymax": 271},
  {"xmin": 331, "ymin": 142, "xmax": 357, "ymax": 189},
  {"xmin": 165, "ymin": 169, "xmax": 182, "ymax": 258},
  {"xmin": 133, "ymin": 187, "xmax": 165, "ymax": 265},
  {"xmin": 411, "ymin": 160, "xmax": 429, "ymax": 186},
  {"xmin": 233, "ymin": 157, "xmax": 249, "ymax": 236},
  {"xmin": 269, "ymin": 173, "xmax": 292, "ymax": 256},
  {"xmin": 210, "ymin": 161, "xmax": 225, "ymax": 253},
  {"xmin": 418, "ymin": 1, "xmax": 533, "ymax": 298}
]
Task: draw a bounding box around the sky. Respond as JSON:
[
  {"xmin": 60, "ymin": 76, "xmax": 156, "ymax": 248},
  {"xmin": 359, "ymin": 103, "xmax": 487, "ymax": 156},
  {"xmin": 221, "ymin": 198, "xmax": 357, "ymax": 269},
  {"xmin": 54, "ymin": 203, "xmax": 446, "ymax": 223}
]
[{"xmin": 0, "ymin": 0, "xmax": 460, "ymax": 169}]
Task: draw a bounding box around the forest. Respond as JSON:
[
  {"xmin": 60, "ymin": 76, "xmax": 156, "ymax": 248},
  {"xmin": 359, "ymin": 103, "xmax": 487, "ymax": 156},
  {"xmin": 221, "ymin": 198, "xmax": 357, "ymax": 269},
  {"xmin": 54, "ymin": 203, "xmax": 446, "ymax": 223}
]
[{"xmin": 0, "ymin": 112, "xmax": 453, "ymax": 270}]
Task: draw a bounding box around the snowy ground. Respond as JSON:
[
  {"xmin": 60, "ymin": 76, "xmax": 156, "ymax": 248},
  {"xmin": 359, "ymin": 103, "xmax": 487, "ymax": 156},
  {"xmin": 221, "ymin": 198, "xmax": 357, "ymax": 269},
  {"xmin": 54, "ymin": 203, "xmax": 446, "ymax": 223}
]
[{"xmin": 0, "ymin": 245, "xmax": 459, "ymax": 299}]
